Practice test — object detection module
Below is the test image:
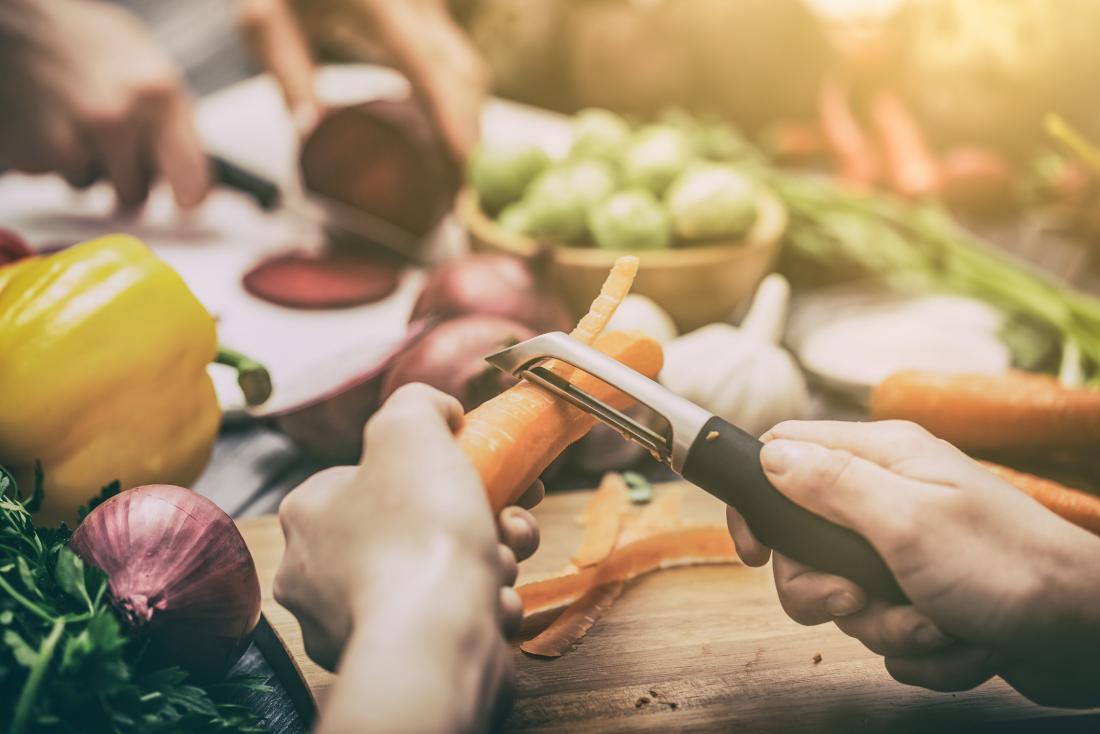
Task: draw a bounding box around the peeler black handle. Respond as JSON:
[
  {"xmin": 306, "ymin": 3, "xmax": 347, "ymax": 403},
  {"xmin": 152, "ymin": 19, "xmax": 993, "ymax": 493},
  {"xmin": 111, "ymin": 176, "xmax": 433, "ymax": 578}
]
[{"xmin": 681, "ymin": 416, "xmax": 908, "ymax": 604}]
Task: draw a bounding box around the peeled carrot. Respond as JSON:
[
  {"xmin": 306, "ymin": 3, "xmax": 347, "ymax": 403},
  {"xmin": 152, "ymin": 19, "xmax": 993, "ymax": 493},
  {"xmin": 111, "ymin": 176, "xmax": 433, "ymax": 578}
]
[
  {"xmin": 571, "ymin": 474, "xmax": 630, "ymax": 568},
  {"xmin": 871, "ymin": 371, "xmax": 1100, "ymax": 452},
  {"xmin": 981, "ymin": 461, "xmax": 1100, "ymax": 537},
  {"xmin": 619, "ymin": 485, "xmax": 683, "ymax": 546},
  {"xmin": 941, "ymin": 145, "xmax": 1014, "ymax": 212},
  {"xmin": 819, "ymin": 77, "xmax": 880, "ymax": 187},
  {"xmin": 461, "ymin": 330, "xmax": 662, "ymax": 513},
  {"xmin": 868, "ymin": 90, "xmax": 941, "ymax": 199}
]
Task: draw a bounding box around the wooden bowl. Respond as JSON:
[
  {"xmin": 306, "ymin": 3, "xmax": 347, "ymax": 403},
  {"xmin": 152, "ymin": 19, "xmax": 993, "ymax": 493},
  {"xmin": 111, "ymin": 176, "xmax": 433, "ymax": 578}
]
[{"xmin": 457, "ymin": 186, "xmax": 787, "ymax": 331}]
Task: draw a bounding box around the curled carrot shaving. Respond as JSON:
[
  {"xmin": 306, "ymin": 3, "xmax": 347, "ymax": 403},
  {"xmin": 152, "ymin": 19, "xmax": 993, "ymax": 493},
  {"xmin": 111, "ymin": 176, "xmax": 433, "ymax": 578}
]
[
  {"xmin": 571, "ymin": 474, "xmax": 631, "ymax": 568},
  {"xmin": 619, "ymin": 486, "xmax": 684, "ymax": 546},
  {"xmin": 521, "ymin": 581, "xmax": 625, "ymax": 658},
  {"xmin": 569, "ymin": 256, "xmax": 640, "ymax": 346},
  {"xmin": 519, "ymin": 526, "xmax": 738, "ymax": 617}
]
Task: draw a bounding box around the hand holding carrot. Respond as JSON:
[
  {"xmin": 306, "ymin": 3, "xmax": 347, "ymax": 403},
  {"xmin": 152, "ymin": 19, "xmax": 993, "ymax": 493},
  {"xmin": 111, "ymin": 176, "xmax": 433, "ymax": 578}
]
[
  {"xmin": 726, "ymin": 420, "xmax": 1100, "ymax": 708},
  {"xmin": 275, "ymin": 384, "xmax": 541, "ymax": 733}
]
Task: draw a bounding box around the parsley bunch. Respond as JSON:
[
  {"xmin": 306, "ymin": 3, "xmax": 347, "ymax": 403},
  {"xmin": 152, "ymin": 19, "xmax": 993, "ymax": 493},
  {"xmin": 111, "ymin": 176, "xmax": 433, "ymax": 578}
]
[{"xmin": 0, "ymin": 465, "xmax": 269, "ymax": 733}]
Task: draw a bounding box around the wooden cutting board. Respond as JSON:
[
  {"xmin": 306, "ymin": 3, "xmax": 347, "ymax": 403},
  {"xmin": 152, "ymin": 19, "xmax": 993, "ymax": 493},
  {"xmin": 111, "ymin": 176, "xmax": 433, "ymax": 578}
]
[{"xmin": 236, "ymin": 483, "xmax": 1099, "ymax": 733}]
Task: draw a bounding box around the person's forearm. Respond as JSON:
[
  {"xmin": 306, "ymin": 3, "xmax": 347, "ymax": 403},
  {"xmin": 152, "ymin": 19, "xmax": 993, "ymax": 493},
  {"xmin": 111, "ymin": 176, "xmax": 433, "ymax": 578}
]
[{"xmin": 317, "ymin": 538, "xmax": 502, "ymax": 734}]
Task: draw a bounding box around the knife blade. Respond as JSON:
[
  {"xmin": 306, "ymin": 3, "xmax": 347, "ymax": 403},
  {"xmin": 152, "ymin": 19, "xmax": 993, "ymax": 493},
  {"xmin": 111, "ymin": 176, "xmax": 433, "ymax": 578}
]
[{"xmin": 210, "ymin": 155, "xmax": 424, "ymax": 264}]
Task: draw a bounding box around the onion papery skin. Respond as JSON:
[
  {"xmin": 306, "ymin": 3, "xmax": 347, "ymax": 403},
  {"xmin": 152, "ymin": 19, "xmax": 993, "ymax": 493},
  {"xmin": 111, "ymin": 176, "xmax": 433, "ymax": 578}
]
[
  {"xmin": 69, "ymin": 485, "xmax": 262, "ymax": 680},
  {"xmin": 410, "ymin": 253, "xmax": 572, "ymax": 334}
]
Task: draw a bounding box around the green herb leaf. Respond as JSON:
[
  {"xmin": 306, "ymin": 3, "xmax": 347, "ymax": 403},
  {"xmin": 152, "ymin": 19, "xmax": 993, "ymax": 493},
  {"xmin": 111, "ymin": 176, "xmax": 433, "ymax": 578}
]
[
  {"xmin": 623, "ymin": 472, "xmax": 654, "ymax": 504},
  {"xmin": 77, "ymin": 480, "xmax": 121, "ymax": 522}
]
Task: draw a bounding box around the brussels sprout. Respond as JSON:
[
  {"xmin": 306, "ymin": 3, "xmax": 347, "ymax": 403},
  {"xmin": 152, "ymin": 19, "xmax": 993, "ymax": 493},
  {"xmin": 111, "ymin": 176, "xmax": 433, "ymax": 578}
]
[
  {"xmin": 696, "ymin": 119, "xmax": 749, "ymax": 161},
  {"xmin": 570, "ymin": 108, "xmax": 632, "ymax": 162},
  {"xmin": 565, "ymin": 160, "xmax": 618, "ymax": 208},
  {"xmin": 520, "ymin": 161, "xmax": 618, "ymax": 243},
  {"xmin": 621, "ymin": 125, "xmax": 694, "ymax": 196},
  {"xmin": 665, "ymin": 164, "xmax": 758, "ymax": 242},
  {"xmin": 588, "ymin": 188, "xmax": 672, "ymax": 251},
  {"xmin": 523, "ymin": 168, "xmax": 589, "ymax": 243},
  {"xmin": 468, "ymin": 143, "xmax": 550, "ymax": 214},
  {"xmin": 497, "ymin": 203, "xmax": 533, "ymax": 235}
]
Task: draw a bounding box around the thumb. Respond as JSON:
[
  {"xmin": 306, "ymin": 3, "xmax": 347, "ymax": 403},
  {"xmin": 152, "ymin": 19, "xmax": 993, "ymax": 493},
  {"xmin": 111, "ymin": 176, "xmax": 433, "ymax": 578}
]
[{"xmin": 759, "ymin": 439, "xmax": 943, "ymax": 556}]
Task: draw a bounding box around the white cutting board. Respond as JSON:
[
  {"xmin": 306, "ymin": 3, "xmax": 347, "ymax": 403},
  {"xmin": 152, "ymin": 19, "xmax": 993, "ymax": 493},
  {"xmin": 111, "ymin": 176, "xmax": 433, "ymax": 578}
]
[{"xmin": 0, "ymin": 65, "xmax": 570, "ymax": 413}]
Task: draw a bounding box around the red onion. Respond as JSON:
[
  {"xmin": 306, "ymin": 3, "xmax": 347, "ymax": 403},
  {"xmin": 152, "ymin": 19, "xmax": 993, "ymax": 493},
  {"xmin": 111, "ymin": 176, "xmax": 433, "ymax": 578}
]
[
  {"xmin": 0, "ymin": 227, "xmax": 33, "ymax": 266},
  {"xmin": 381, "ymin": 315, "xmax": 535, "ymax": 411},
  {"xmin": 69, "ymin": 485, "xmax": 261, "ymax": 680},
  {"xmin": 410, "ymin": 253, "xmax": 572, "ymax": 334},
  {"xmin": 259, "ymin": 322, "xmax": 433, "ymax": 462},
  {"xmin": 301, "ymin": 97, "xmax": 459, "ymax": 239}
]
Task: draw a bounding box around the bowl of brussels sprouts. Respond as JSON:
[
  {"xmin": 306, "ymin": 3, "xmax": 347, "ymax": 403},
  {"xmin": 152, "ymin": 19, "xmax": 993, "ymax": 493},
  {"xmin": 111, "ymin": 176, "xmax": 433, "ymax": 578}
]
[{"xmin": 458, "ymin": 108, "xmax": 787, "ymax": 331}]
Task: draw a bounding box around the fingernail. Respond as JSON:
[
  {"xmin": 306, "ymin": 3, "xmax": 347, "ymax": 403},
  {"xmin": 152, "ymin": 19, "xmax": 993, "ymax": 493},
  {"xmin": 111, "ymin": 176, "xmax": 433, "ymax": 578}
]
[
  {"xmin": 760, "ymin": 440, "xmax": 813, "ymax": 475},
  {"xmin": 915, "ymin": 623, "xmax": 952, "ymax": 649},
  {"xmin": 825, "ymin": 591, "xmax": 861, "ymax": 616}
]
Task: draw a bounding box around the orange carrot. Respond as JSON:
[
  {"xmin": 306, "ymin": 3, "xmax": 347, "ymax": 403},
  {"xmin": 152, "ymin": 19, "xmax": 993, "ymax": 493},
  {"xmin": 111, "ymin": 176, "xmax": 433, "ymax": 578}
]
[
  {"xmin": 941, "ymin": 145, "xmax": 1014, "ymax": 212},
  {"xmin": 521, "ymin": 581, "xmax": 625, "ymax": 658},
  {"xmin": 570, "ymin": 256, "xmax": 639, "ymax": 346},
  {"xmin": 759, "ymin": 120, "xmax": 828, "ymax": 163},
  {"xmin": 518, "ymin": 527, "xmax": 738, "ymax": 616},
  {"xmin": 868, "ymin": 90, "xmax": 941, "ymax": 198},
  {"xmin": 571, "ymin": 474, "xmax": 630, "ymax": 568},
  {"xmin": 461, "ymin": 330, "xmax": 663, "ymax": 513},
  {"xmin": 871, "ymin": 371, "xmax": 1100, "ymax": 452},
  {"xmin": 819, "ymin": 77, "xmax": 880, "ymax": 187},
  {"xmin": 981, "ymin": 461, "xmax": 1100, "ymax": 537}
]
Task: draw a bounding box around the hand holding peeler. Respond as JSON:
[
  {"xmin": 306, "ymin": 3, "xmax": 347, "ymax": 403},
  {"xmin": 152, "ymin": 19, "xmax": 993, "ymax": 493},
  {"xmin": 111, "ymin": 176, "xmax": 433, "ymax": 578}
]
[{"xmin": 486, "ymin": 332, "xmax": 908, "ymax": 604}]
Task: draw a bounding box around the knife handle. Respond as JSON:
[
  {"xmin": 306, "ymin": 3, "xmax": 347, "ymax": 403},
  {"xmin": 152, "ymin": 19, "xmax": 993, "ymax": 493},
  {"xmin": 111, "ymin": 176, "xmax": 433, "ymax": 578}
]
[
  {"xmin": 209, "ymin": 155, "xmax": 281, "ymax": 210},
  {"xmin": 681, "ymin": 416, "xmax": 907, "ymax": 604}
]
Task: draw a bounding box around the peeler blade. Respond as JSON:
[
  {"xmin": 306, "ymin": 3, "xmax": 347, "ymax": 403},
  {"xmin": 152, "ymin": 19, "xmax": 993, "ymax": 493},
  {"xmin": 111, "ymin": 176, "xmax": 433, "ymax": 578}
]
[{"xmin": 484, "ymin": 332, "xmax": 712, "ymax": 472}]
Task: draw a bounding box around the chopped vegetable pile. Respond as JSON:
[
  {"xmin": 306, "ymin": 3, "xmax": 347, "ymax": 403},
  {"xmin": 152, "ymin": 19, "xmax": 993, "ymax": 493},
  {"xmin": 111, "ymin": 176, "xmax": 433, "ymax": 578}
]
[{"xmin": 0, "ymin": 467, "xmax": 266, "ymax": 734}]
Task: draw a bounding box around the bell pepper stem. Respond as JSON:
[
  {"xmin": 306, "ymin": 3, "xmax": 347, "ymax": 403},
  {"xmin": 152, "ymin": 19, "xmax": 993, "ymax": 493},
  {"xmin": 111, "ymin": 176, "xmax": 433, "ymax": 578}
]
[{"xmin": 216, "ymin": 346, "xmax": 273, "ymax": 406}]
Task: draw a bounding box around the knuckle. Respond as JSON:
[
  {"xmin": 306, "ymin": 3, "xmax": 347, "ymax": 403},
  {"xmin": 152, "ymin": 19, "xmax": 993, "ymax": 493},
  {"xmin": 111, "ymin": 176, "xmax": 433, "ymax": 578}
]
[
  {"xmin": 882, "ymin": 420, "xmax": 933, "ymax": 446},
  {"xmin": 808, "ymin": 448, "xmax": 857, "ymax": 493}
]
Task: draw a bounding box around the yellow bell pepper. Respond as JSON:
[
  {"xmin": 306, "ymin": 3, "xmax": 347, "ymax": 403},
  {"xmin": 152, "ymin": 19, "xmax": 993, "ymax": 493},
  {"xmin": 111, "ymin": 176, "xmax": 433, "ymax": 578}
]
[{"xmin": 0, "ymin": 235, "xmax": 222, "ymax": 525}]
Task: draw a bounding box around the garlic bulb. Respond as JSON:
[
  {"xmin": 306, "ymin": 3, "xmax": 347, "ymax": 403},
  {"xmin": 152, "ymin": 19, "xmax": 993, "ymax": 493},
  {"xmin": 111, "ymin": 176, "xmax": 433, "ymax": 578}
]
[
  {"xmin": 606, "ymin": 294, "xmax": 678, "ymax": 343},
  {"xmin": 659, "ymin": 274, "xmax": 810, "ymax": 437}
]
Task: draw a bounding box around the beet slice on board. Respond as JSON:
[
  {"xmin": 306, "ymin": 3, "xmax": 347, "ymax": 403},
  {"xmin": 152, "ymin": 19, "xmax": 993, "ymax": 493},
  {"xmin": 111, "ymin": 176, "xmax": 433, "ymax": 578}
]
[
  {"xmin": 243, "ymin": 252, "xmax": 402, "ymax": 309},
  {"xmin": 300, "ymin": 96, "xmax": 460, "ymax": 239}
]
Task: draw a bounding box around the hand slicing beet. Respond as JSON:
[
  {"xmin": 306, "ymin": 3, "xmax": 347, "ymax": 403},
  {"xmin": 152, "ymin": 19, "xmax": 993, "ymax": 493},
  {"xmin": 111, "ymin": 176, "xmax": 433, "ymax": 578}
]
[
  {"xmin": 242, "ymin": 251, "xmax": 401, "ymax": 309},
  {"xmin": 381, "ymin": 315, "xmax": 535, "ymax": 411},
  {"xmin": 300, "ymin": 96, "xmax": 460, "ymax": 239}
]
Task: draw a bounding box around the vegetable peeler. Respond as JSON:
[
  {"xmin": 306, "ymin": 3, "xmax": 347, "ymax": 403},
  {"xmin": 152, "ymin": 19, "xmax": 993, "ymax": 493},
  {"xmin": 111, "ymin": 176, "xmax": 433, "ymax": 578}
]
[{"xmin": 486, "ymin": 332, "xmax": 908, "ymax": 604}]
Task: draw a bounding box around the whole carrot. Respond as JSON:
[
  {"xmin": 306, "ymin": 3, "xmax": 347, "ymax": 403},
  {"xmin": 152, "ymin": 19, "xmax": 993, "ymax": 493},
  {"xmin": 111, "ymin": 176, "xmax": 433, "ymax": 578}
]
[
  {"xmin": 981, "ymin": 461, "xmax": 1100, "ymax": 537},
  {"xmin": 868, "ymin": 90, "xmax": 942, "ymax": 199},
  {"xmin": 819, "ymin": 77, "xmax": 880, "ymax": 187},
  {"xmin": 871, "ymin": 371, "xmax": 1100, "ymax": 452},
  {"xmin": 759, "ymin": 121, "xmax": 828, "ymax": 163}
]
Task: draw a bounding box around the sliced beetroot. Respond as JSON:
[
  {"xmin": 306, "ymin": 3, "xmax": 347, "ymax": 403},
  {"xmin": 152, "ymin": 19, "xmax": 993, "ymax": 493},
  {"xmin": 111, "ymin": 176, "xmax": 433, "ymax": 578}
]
[
  {"xmin": 0, "ymin": 227, "xmax": 33, "ymax": 265},
  {"xmin": 242, "ymin": 251, "xmax": 401, "ymax": 309},
  {"xmin": 300, "ymin": 96, "xmax": 460, "ymax": 239}
]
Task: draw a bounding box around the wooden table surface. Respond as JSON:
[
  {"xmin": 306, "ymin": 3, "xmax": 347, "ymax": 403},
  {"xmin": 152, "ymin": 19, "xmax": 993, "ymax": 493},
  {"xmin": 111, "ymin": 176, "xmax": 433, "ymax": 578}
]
[{"xmin": 237, "ymin": 483, "xmax": 1100, "ymax": 733}]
